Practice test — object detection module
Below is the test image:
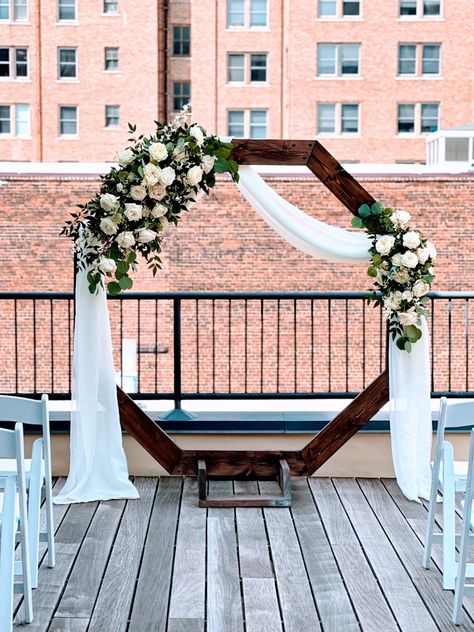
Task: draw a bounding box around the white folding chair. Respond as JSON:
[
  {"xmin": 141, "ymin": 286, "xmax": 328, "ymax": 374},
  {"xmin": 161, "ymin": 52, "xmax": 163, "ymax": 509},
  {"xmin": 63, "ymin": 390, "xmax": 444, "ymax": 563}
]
[
  {"xmin": 423, "ymin": 397, "xmax": 474, "ymax": 589},
  {"xmin": 0, "ymin": 425, "xmax": 33, "ymax": 631},
  {"xmin": 0, "ymin": 395, "xmax": 55, "ymax": 589},
  {"xmin": 452, "ymin": 429, "xmax": 474, "ymax": 624}
]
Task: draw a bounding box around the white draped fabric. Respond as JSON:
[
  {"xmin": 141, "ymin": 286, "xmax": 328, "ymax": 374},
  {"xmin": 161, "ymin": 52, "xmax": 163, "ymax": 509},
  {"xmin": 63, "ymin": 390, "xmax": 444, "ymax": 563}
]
[{"xmin": 237, "ymin": 165, "xmax": 432, "ymax": 501}]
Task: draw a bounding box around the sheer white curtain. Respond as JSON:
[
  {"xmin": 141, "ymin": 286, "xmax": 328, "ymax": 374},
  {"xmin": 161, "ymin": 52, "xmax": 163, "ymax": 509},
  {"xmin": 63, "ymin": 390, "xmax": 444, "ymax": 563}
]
[{"xmin": 237, "ymin": 165, "xmax": 432, "ymax": 500}]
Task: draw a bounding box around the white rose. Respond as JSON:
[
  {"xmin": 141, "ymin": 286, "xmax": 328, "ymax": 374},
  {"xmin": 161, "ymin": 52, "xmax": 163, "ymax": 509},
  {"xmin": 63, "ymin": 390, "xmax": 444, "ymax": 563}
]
[
  {"xmin": 100, "ymin": 217, "xmax": 119, "ymax": 235},
  {"xmin": 136, "ymin": 228, "xmax": 157, "ymax": 244},
  {"xmin": 142, "ymin": 206, "xmax": 151, "ymax": 218},
  {"xmin": 117, "ymin": 148, "xmax": 134, "ymax": 167},
  {"xmin": 116, "ymin": 183, "xmax": 124, "ymax": 192},
  {"xmin": 401, "ymin": 290, "xmax": 413, "ymax": 302},
  {"xmin": 413, "ymin": 279, "xmax": 430, "ymax": 297},
  {"xmin": 426, "ymin": 241, "xmax": 437, "ymax": 261},
  {"xmin": 393, "ymin": 269, "xmax": 410, "ymax": 284},
  {"xmin": 402, "ymin": 231, "xmax": 421, "ymax": 250},
  {"xmin": 98, "ymin": 258, "xmax": 117, "ymax": 274},
  {"xmin": 390, "ymin": 210, "xmax": 411, "ymax": 228},
  {"xmin": 189, "ymin": 125, "xmax": 205, "ymax": 146},
  {"xmin": 398, "ymin": 308, "xmax": 419, "ymax": 327},
  {"xmin": 401, "ymin": 250, "xmax": 419, "ymax": 269},
  {"xmin": 130, "ymin": 185, "xmax": 147, "ymax": 201},
  {"xmin": 160, "ymin": 166, "xmax": 176, "ymax": 187},
  {"xmin": 391, "ymin": 253, "xmax": 404, "ymax": 267},
  {"xmin": 173, "ymin": 145, "xmax": 188, "ymax": 163},
  {"xmin": 143, "ymin": 163, "xmax": 162, "ymax": 185},
  {"xmin": 186, "ymin": 165, "xmax": 203, "ymax": 187},
  {"xmin": 100, "ymin": 193, "xmax": 119, "ymax": 213},
  {"xmin": 384, "ymin": 291, "xmax": 403, "ymax": 311},
  {"xmin": 416, "ymin": 247, "xmax": 429, "ymax": 264},
  {"xmin": 149, "ymin": 142, "xmax": 168, "ymax": 162},
  {"xmin": 124, "ymin": 203, "xmax": 143, "ymax": 222},
  {"xmin": 202, "ymin": 154, "xmax": 216, "ymax": 174},
  {"xmin": 375, "ymin": 235, "xmax": 395, "ymax": 256},
  {"xmin": 151, "ymin": 203, "xmax": 167, "ymax": 218},
  {"xmin": 116, "ymin": 231, "xmax": 135, "ymax": 249},
  {"xmin": 148, "ymin": 184, "xmax": 167, "ymax": 200}
]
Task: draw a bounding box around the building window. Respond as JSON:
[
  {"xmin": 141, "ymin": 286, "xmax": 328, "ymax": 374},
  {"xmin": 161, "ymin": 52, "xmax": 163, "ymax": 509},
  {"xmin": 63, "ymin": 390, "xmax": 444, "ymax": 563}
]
[
  {"xmin": 228, "ymin": 110, "xmax": 245, "ymax": 137},
  {"xmin": 400, "ymin": 0, "xmax": 441, "ymax": 17},
  {"xmin": 59, "ymin": 105, "xmax": 77, "ymax": 135},
  {"xmin": 423, "ymin": 0, "xmax": 440, "ymax": 15},
  {"xmin": 58, "ymin": 48, "xmax": 77, "ymax": 79},
  {"xmin": 318, "ymin": 0, "xmax": 360, "ymax": 17},
  {"xmin": 398, "ymin": 44, "xmax": 416, "ymax": 75},
  {"xmin": 250, "ymin": 110, "xmax": 267, "ymax": 138},
  {"xmin": 104, "ymin": 47, "xmax": 119, "ymax": 71},
  {"xmin": 0, "ymin": 105, "xmax": 10, "ymax": 133},
  {"xmin": 173, "ymin": 25, "xmax": 190, "ymax": 56},
  {"xmin": 227, "ymin": 0, "xmax": 245, "ymax": 27},
  {"xmin": 228, "ymin": 53, "xmax": 245, "ymax": 82},
  {"xmin": 341, "ymin": 104, "xmax": 359, "ymax": 133},
  {"xmin": 0, "ymin": 47, "xmax": 27, "ymax": 79},
  {"xmin": 15, "ymin": 103, "xmax": 29, "ymax": 136},
  {"xmin": 342, "ymin": 0, "xmax": 360, "ymax": 15},
  {"xmin": 0, "ymin": 0, "xmax": 28, "ymax": 20},
  {"xmin": 250, "ymin": 0, "xmax": 267, "ymax": 27},
  {"xmin": 421, "ymin": 103, "xmax": 439, "ymax": 133},
  {"xmin": 58, "ymin": 0, "xmax": 76, "ymax": 21},
  {"xmin": 445, "ymin": 138, "xmax": 470, "ymax": 162},
  {"xmin": 317, "ymin": 103, "xmax": 336, "ymax": 133},
  {"xmin": 105, "ymin": 104, "xmax": 120, "ymax": 127},
  {"xmin": 422, "ymin": 44, "xmax": 440, "ymax": 74},
  {"xmin": 173, "ymin": 81, "xmax": 190, "ymax": 111},
  {"xmin": 318, "ymin": 0, "xmax": 336, "ymax": 16},
  {"xmin": 104, "ymin": 0, "xmax": 118, "ymax": 13},
  {"xmin": 399, "ymin": 0, "xmax": 417, "ymax": 15},
  {"xmin": 317, "ymin": 43, "xmax": 360, "ymax": 76},
  {"xmin": 397, "ymin": 104, "xmax": 415, "ymax": 133},
  {"xmin": 250, "ymin": 53, "xmax": 267, "ymax": 82}
]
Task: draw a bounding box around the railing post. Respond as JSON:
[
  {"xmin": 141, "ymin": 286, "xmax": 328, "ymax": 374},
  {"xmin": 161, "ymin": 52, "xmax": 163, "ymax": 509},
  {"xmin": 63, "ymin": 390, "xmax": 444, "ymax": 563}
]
[{"xmin": 159, "ymin": 297, "xmax": 196, "ymax": 421}]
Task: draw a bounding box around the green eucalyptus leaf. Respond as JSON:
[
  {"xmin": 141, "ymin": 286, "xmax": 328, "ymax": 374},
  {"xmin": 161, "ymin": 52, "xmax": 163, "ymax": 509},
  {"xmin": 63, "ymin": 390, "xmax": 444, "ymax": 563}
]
[
  {"xmin": 371, "ymin": 202, "xmax": 384, "ymax": 215},
  {"xmin": 214, "ymin": 158, "xmax": 229, "ymax": 173},
  {"xmin": 351, "ymin": 216, "xmax": 364, "ymax": 228},
  {"xmin": 405, "ymin": 324, "xmax": 422, "ymax": 342},
  {"xmin": 119, "ymin": 276, "xmax": 133, "ymax": 290},
  {"xmin": 367, "ymin": 266, "xmax": 378, "ymax": 278},
  {"xmin": 396, "ymin": 337, "xmax": 407, "ymax": 351},
  {"xmin": 358, "ymin": 204, "xmax": 371, "ymax": 218},
  {"xmin": 107, "ymin": 281, "xmax": 121, "ymax": 296}
]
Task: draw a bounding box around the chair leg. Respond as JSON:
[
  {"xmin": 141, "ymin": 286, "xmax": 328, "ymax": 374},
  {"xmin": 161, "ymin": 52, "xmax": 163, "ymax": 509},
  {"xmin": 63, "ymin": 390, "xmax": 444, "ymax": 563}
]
[
  {"xmin": 443, "ymin": 475, "xmax": 458, "ymax": 590},
  {"xmin": 44, "ymin": 468, "xmax": 55, "ymax": 568},
  {"xmin": 423, "ymin": 478, "xmax": 439, "ymax": 569},
  {"xmin": 0, "ymin": 513, "xmax": 16, "ymax": 632}
]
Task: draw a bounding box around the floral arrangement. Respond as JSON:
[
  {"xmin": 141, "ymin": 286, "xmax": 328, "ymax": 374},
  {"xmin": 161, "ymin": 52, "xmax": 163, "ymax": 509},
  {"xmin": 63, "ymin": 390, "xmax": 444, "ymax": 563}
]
[
  {"xmin": 62, "ymin": 105, "xmax": 239, "ymax": 295},
  {"xmin": 351, "ymin": 203, "xmax": 436, "ymax": 352}
]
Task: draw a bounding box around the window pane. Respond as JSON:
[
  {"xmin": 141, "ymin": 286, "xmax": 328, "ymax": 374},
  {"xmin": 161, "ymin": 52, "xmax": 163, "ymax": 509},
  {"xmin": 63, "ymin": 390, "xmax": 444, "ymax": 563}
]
[
  {"xmin": 317, "ymin": 103, "xmax": 335, "ymax": 133},
  {"xmin": 343, "ymin": 0, "xmax": 360, "ymax": 16},
  {"xmin": 318, "ymin": 0, "xmax": 336, "ymax": 16},
  {"xmin": 250, "ymin": 53, "xmax": 267, "ymax": 82},
  {"xmin": 0, "ymin": 0, "xmax": 9, "ymax": 20},
  {"xmin": 0, "ymin": 105, "xmax": 10, "ymax": 133},
  {"xmin": 422, "ymin": 44, "xmax": 440, "ymax": 74},
  {"xmin": 0, "ymin": 48, "xmax": 9, "ymax": 77},
  {"xmin": 250, "ymin": 110, "xmax": 267, "ymax": 138},
  {"xmin": 227, "ymin": 0, "xmax": 244, "ymax": 27},
  {"xmin": 173, "ymin": 82, "xmax": 190, "ymax": 111},
  {"xmin": 15, "ymin": 48, "xmax": 28, "ymax": 77},
  {"xmin": 173, "ymin": 25, "xmax": 190, "ymax": 56},
  {"xmin": 228, "ymin": 110, "xmax": 244, "ymax": 137},
  {"xmin": 14, "ymin": 0, "xmax": 27, "ymax": 20},
  {"xmin": 341, "ymin": 44, "xmax": 359, "ymax": 75},
  {"xmin": 317, "ymin": 44, "xmax": 336, "ymax": 75},
  {"xmin": 341, "ymin": 104, "xmax": 359, "ymax": 133},
  {"xmin": 58, "ymin": 0, "xmax": 76, "ymax": 20},
  {"xmin": 15, "ymin": 103, "xmax": 29, "ymax": 136},
  {"xmin": 400, "ymin": 0, "xmax": 417, "ymax": 15},
  {"xmin": 59, "ymin": 48, "xmax": 77, "ymax": 78},
  {"xmin": 60, "ymin": 106, "xmax": 77, "ymax": 134},
  {"xmin": 228, "ymin": 53, "xmax": 245, "ymax": 82},
  {"xmin": 250, "ymin": 0, "xmax": 267, "ymax": 26},
  {"xmin": 424, "ymin": 0, "xmax": 440, "ymax": 15},
  {"xmin": 398, "ymin": 44, "xmax": 416, "ymax": 75},
  {"xmin": 104, "ymin": 0, "xmax": 118, "ymax": 13},
  {"xmin": 397, "ymin": 103, "xmax": 415, "ymax": 133},
  {"xmin": 445, "ymin": 138, "xmax": 470, "ymax": 162},
  {"xmin": 421, "ymin": 103, "xmax": 439, "ymax": 133},
  {"xmin": 105, "ymin": 104, "xmax": 120, "ymax": 127},
  {"xmin": 105, "ymin": 48, "xmax": 119, "ymax": 70}
]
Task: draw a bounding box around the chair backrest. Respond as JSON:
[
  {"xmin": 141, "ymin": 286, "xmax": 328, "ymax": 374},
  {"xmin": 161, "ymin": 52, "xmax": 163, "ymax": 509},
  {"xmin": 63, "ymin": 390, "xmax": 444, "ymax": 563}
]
[
  {"xmin": 0, "ymin": 428, "xmax": 17, "ymax": 460},
  {"xmin": 0, "ymin": 395, "xmax": 46, "ymax": 426},
  {"xmin": 0, "ymin": 423, "xmax": 27, "ymax": 492},
  {"xmin": 433, "ymin": 398, "xmax": 474, "ymax": 467}
]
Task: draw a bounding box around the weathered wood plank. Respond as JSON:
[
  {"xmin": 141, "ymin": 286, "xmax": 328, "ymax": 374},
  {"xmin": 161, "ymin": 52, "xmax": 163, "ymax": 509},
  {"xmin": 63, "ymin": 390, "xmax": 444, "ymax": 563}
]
[
  {"xmin": 87, "ymin": 478, "xmax": 157, "ymax": 632},
  {"xmin": 360, "ymin": 478, "xmax": 474, "ymax": 632},
  {"xmin": 117, "ymin": 386, "xmax": 182, "ymax": 473},
  {"xmin": 291, "ymin": 478, "xmax": 359, "ymax": 632},
  {"xmin": 234, "ymin": 481, "xmax": 273, "ymax": 578},
  {"xmin": 333, "ymin": 477, "xmax": 438, "ymax": 632},
  {"xmin": 260, "ymin": 481, "xmax": 321, "ymax": 632},
  {"xmin": 13, "ymin": 501, "xmax": 98, "ymax": 630},
  {"xmin": 169, "ymin": 478, "xmax": 206, "ymax": 620},
  {"xmin": 207, "ymin": 481, "xmax": 243, "ymax": 632},
  {"xmin": 309, "ymin": 478, "xmax": 398, "ymax": 632},
  {"xmin": 128, "ymin": 477, "xmax": 182, "ymax": 632},
  {"xmin": 242, "ymin": 578, "xmax": 283, "ymax": 632},
  {"xmin": 55, "ymin": 499, "xmax": 125, "ymax": 618},
  {"xmin": 302, "ymin": 370, "xmax": 389, "ymax": 475},
  {"xmin": 230, "ymin": 139, "xmax": 314, "ymax": 165},
  {"xmin": 167, "ymin": 619, "xmax": 205, "ymax": 632},
  {"xmin": 48, "ymin": 618, "xmax": 89, "ymax": 631}
]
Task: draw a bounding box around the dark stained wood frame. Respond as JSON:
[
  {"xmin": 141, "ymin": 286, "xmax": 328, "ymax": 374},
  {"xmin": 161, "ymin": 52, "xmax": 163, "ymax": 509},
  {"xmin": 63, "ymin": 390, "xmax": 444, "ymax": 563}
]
[{"xmin": 117, "ymin": 139, "xmax": 390, "ymax": 479}]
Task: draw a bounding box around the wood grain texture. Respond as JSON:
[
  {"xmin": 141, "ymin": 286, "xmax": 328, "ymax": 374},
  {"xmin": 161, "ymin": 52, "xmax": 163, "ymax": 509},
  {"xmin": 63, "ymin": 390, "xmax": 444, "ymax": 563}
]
[
  {"xmin": 167, "ymin": 620, "xmax": 205, "ymax": 632},
  {"xmin": 128, "ymin": 477, "xmax": 182, "ymax": 632},
  {"xmin": 48, "ymin": 618, "xmax": 89, "ymax": 632},
  {"xmin": 87, "ymin": 478, "xmax": 157, "ymax": 632},
  {"xmin": 302, "ymin": 370, "xmax": 389, "ymax": 475},
  {"xmin": 117, "ymin": 386, "xmax": 181, "ymax": 473},
  {"xmin": 230, "ymin": 139, "xmax": 314, "ymax": 165},
  {"xmin": 242, "ymin": 578, "xmax": 283, "ymax": 632}
]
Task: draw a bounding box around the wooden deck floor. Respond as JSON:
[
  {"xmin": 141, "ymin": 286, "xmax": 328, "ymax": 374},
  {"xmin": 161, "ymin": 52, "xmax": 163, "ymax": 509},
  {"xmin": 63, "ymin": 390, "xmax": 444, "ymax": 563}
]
[{"xmin": 11, "ymin": 477, "xmax": 474, "ymax": 632}]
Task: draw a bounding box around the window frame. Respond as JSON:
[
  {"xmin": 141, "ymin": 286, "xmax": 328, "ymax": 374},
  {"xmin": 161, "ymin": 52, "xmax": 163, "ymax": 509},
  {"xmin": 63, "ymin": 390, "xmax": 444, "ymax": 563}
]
[
  {"xmin": 318, "ymin": 0, "xmax": 361, "ymax": 19},
  {"xmin": 172, "ymin": 81, "xmax": 191, "ymax": 112},
  {"xmin": 399, "ymin": 0, "xmax": 442, "ymax": 19},
  {"xmin": 105, "ymin": 104, "xmax": 120, "ymax": 128},
  {"xmin": 317, "ymin": 103, "xmax": 336, "ymax": 134},
  {"xmin": 0, "ymin": 46, "xmax": 28, "ymax": 80},
  {"xmin": 58, "ymin": 47, "xmax": 77, "ymax": 80},
  {"xmin": 0, "ymin": 104, "xmax": 11, "ymax": 135},
  {"xmin": 421, "ymin": 43, "xmax": 441, "ymax": 75},
  {"xmin": 421, "ymin": 102, "xmax": 439, "ymax": 133},
  {"xmin": 249, "ymin": 52, "xmax": 267, "ymax": 82},
  {"xmin": 249, "ymin": 108, "xmax": 268, "ymax": 138},
  {"xmin": 13, "ymin": 0, "xmax": 27, "ymax": 21},
  {"xmin": 172, "ymin": 25, "xmax": 190, "ymax": 57},
  {"xmin": 57, "ymin": 0, "xmax": 76, "ymax": 22},
  {"xmin": 227, "ymin": 53, "xmax": 245, "ymax": 83},
  {"xmin": 59, "ymin": 105, "xmax": 78, "ymax": 137},
  {"xmin": 104, "ymin": 47, "xmax": 119, "ymax": 71},
  {"xmin": 397, "ymin": 103, "xmax": 416, "ymax": 134},
  {"xmin": 103, "ymin": 0, "xmax": 118, "ymax": 14},
  {"xmin": 227, "ymin": 0, "xmax": 245, "ymax": 28},
  {"xmin": 227, "ymin": 0, "xmax": 269, "ymax": 29},
  {"xmin": 227, "ymin": 109, "xmax": 245, "ymax": 137},
  {"xmin": 0, "ymin": 0, "xmax": 29, "ymax": 22},
  {"xmin": 398, "ymin": 43, "xmax": 417, "ymax": 76},
  {"xmin": 15, "ymin": 102, "xmax": 30, "ymax": 137},
  {"xmin": 250, "ymin": 0, "xmax": 268, "ymax": 27},
  {"xmin": 317, "ymin": 102, "xmax": 359, "ymax": 135},
  {"xmin": 227, "ymin": 109, "xmax": 268, "ymax": 138},
  {"xmin": 317, "ymin": 43, "xmax": 360, "ymax": 77},
  {"xmin": 341, "ymin": 103, "xmax": 359, "ymax": 134}
]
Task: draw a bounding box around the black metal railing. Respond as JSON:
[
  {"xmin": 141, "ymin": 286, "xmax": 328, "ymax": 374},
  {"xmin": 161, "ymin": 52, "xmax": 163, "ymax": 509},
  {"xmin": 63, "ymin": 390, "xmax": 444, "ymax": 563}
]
[{"xmin": 0, "ymin": 291, "xmax": 472, "ymax": 407}]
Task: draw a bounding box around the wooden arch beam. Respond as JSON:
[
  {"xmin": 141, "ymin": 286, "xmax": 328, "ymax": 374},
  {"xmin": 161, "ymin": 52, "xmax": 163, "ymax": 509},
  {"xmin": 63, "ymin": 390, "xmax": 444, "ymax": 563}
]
[{"xmin": 117, "ymin": 139, "xmax": 389, "ymax": 478}]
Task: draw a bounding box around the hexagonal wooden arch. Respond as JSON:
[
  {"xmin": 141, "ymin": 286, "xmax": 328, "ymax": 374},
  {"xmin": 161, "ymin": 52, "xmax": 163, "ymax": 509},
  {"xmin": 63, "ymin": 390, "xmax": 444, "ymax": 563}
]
[{"xmin": 117, "ymin": 139, "xmax": 390, "ymax": 478}]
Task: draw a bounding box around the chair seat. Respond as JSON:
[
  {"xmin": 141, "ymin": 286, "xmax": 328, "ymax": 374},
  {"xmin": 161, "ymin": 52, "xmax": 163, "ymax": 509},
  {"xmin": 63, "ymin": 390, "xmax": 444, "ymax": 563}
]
[
  {"xmin": 0, "ymin": 459, "xmax": 32, "ymax": 477},
  {"xmin": 0, "ymin": 490, "xmax": 19, "ymax": 520}
]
